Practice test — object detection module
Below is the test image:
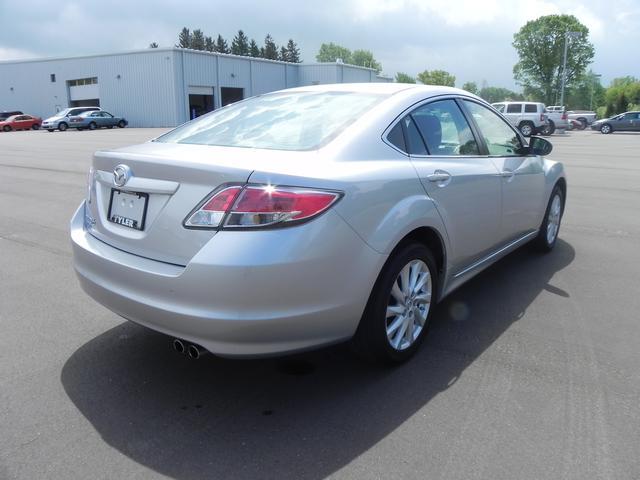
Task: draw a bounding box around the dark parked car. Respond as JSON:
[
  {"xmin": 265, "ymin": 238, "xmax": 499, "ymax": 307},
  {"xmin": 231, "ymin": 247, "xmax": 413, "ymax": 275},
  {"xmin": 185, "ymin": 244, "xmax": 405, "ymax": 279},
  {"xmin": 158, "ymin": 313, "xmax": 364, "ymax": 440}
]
[
  {"xmin": 0, "ymin": 114, "xmax": 42, "ymax": 131},
  {"xmin": 0, "ymin": 110, "xmax": 23, "ymax": 121},
  {"xmin": 591, "ymin": 112, "xmax": 640, "ymax": 134},
  {"xmin": 69, "ymin": 111, "xmax": 128, "ymax": 130}
]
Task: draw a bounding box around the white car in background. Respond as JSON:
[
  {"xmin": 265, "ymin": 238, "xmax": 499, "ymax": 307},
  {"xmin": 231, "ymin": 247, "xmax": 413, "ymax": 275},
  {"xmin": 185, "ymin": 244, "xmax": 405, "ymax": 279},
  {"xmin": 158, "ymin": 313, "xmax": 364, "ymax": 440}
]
[{"xmin": 492, "ymin": 101, "xmax": 548, "ymax": 137}]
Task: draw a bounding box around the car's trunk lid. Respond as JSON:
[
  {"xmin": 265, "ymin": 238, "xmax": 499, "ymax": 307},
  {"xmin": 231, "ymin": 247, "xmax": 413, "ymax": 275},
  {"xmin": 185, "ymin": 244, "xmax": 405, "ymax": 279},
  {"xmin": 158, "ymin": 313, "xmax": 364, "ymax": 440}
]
[{"xmin": 86, "ymin": 142, "xmax": 257, "ymax": 266}]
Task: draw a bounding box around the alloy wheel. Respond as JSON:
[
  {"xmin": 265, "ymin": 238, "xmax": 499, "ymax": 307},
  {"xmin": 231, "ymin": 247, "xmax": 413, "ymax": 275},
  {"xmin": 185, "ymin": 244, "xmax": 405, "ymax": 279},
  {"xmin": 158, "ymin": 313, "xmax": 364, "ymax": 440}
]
[
  {"xmin": 546, "ymin": 193, "xmax": 562, "ymax": 244},
  {"xmin": 386, "ymin": 259, "xmax": 432, "ymax": 351}
]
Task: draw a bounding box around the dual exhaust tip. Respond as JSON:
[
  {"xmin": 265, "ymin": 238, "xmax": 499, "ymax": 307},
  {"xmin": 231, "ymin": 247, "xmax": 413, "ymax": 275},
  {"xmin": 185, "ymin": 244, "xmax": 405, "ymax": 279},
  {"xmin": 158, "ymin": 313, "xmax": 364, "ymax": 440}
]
[{"xmin": 172, "ymin": 338, "xmax": 207, "ymax": 360}]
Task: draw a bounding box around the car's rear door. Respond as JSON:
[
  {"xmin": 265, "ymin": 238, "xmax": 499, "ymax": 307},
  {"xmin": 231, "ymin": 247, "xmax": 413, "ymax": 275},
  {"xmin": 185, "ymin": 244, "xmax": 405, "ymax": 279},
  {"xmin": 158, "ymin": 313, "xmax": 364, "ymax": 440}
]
[
  {"xmin": 462, "ymin": 99, "xmax": 546, "ymax": 243},
  {"xmin": 399, "ymin": 97, "xmax": 503, "ymax": 273}
]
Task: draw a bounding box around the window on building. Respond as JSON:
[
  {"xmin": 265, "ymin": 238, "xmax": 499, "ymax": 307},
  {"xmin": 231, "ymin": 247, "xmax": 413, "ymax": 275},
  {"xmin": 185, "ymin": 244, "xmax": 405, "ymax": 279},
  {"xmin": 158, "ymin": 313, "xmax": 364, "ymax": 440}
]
[{"xmin": 50, "ymin": 74, "xmax": 56, "ymax": 83}]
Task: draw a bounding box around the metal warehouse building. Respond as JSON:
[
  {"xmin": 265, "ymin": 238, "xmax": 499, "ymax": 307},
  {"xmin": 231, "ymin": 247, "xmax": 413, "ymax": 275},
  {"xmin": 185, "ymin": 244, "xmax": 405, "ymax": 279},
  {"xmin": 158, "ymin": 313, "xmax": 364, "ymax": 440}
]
[{"xmin": 0, "ymin": 48, "xmax": 390, "ymax": 127}]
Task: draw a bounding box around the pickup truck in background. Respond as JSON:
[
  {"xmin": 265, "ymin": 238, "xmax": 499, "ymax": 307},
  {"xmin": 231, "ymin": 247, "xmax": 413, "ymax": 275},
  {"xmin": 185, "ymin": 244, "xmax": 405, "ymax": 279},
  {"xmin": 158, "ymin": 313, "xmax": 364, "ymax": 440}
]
[
  {"xmin": 567, "ymin": 110, "xmax": 597, "ymax": 129},
  {"xmin": 542, "ymin": 106, "xmax": 569, "ymax": 135}
]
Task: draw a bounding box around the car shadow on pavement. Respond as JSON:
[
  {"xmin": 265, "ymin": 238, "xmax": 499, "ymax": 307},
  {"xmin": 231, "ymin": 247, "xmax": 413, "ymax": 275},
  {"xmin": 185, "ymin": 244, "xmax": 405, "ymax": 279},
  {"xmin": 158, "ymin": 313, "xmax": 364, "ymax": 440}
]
[{"xmin": 61, "ymin": 239, "xmax": 574, "ymax": 480}]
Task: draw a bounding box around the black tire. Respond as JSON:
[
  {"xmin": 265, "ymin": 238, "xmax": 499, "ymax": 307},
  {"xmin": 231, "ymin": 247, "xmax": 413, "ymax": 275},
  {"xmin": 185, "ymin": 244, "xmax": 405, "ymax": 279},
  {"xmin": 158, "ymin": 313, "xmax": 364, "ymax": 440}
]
[
  {"xmin": 533, "ymin": 185, "xmax": 564, "ymax": 252},
  {"xmin": 540, "ymin": 121, "xmax": 555, "ymax": 136},
  {"xmin": 352, "ymin": 242, "xmax": 437, "ymax": 364},
  {"xmin": 600, "ymin": 123, "xmax": 612, "ymax": 134},
  {"xmin": 32, "ymin": 124, "xmax": 40, "ymax": 130},
  {"xmin": 58, "ymin": 122, "xmax": 68, "ymax": 132},
  {"xmin": 577, "ymin": 118, "xmax": 588, "ymax": 130},
  {"xmin": 3, "ymin": 125, "xmax": 11, "ymax": 132},
  {"xmin": 117, "ymin": 120, "xmax": 126, "ymax": 128},
  {"xmin": 519, "ymin": 121, "xmax": 534, "ymax": 137},
  {"xmin": 88, "ymin": 122, "xmax": 97, "ymax": 130}
]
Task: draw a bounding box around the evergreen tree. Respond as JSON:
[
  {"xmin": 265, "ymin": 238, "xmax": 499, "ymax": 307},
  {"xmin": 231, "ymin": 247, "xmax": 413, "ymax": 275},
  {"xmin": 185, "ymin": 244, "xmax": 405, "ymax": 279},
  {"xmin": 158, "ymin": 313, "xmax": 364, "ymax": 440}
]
[
  {"xmin": 279, "ymin": 46, "xmax": 288, "ymax": 62},
  {"xmin": 205, "ymin": 36, "xmax": 215, "ymax": 52},
  {"xmin": 231, "ymin": 30, "xmax": 250, "ymax": 56},
  {"xmin": 249, "ymin": 39, "xmax": 261, "ymax": 57},
  {"xmin": 286, "ymin": 39, "xmax": 300, "ymax": 63},
  {"xmin": 262, "ymin": 34, "xmax": 279, "ymax": 60},
  {"xmin": 191, "ymin": 29, "xmax": 205, "ymax": 50},
  {"xmin": 176, "ymin": 27, "xmax": 191, "ymax": 48},
  {"xmin": 215, "ymin": 35, "xmax": 229, "ymax": 54}
]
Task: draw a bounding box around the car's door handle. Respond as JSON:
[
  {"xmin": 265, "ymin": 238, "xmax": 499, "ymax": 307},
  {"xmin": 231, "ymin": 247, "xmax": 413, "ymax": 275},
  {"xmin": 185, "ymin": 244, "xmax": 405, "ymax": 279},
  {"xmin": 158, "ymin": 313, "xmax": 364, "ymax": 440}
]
[
  {"xmin": 426, "ymin": 170, "xmax": 452, "ymax": 183},
  {"xmin": 500, "ymin": 169, "xmax": 515, "ymax": 179}
]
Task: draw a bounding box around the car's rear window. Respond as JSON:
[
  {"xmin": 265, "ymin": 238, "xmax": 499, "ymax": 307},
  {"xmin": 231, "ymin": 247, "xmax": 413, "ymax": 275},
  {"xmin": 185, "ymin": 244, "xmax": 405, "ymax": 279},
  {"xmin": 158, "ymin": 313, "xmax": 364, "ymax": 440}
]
[{"xmin": 157, "ymin": 91, "xmax": 387, "ymax": 151}]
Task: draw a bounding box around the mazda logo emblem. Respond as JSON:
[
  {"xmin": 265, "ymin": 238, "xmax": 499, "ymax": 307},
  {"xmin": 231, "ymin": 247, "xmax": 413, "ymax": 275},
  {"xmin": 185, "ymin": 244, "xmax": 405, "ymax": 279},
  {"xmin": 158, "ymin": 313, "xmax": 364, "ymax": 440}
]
[{"xmin": 113, "ymin": 164, "xmax": 131, "ymax": 187}]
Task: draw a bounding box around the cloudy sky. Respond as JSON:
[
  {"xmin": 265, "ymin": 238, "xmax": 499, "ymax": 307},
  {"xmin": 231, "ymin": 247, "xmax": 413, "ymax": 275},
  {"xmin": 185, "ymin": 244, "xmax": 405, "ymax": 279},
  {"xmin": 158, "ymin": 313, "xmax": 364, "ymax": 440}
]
[{"xmin": 0, "ymin": 0, "xmax": 638, "ymax": 89}]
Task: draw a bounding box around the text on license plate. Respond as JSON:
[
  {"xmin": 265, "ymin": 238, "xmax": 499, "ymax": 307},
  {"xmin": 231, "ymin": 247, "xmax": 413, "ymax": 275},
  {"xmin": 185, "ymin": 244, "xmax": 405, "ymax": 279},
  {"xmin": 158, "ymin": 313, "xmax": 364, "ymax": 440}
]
[{"xmin": 108, "ymin": 189, "xmax": 149, "ymax": 231}]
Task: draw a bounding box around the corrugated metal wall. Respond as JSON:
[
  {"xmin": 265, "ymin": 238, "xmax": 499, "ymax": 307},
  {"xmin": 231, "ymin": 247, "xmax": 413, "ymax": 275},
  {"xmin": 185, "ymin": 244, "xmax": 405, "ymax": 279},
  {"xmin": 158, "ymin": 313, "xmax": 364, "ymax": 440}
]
[
  {"xmin": 0, "ymin": 50, "xmax": 179, "ymax": 128},
  {"xmin": 0, "ymin": 48, "xmax": 388, "ymax": 128}
]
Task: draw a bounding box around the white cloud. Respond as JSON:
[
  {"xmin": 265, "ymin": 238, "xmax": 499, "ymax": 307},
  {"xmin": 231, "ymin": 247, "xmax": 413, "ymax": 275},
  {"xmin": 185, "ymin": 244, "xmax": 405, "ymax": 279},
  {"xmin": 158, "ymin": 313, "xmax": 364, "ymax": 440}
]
[{"xmin": 0, "ymin": 47, "xmax": 38, "ymax": 61}]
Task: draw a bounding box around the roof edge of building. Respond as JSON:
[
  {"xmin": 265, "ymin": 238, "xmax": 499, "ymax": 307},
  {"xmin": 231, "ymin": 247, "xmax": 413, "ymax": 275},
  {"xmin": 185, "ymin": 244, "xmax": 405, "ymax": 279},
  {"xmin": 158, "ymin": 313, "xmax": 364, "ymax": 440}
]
[{"xmin": 0, "ymin": 47, "xmax": 380, "ymax": 73}]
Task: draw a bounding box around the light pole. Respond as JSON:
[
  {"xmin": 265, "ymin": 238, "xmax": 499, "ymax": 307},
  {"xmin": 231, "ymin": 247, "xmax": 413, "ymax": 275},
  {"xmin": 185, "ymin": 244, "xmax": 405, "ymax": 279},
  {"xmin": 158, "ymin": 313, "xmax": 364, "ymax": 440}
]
[
  {"xmin": 559, "ymin": 31, "xmax": 581, "ymax": 107},
  {"xmin": 590, "ymin": 73, "xmax": 602, "ymax": 111}
]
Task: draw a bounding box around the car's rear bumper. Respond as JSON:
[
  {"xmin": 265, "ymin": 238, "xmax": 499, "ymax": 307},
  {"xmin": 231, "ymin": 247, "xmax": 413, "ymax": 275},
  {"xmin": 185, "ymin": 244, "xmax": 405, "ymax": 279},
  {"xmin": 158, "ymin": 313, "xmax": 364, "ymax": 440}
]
[{"xmin": 71, "ymin": 202, "xmax": 385, "ymax": 357}]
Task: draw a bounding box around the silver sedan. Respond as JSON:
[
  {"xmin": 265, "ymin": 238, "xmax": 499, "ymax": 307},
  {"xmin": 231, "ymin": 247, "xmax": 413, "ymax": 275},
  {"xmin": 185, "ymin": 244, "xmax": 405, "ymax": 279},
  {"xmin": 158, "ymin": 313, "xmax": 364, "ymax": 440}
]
[{"xmin": 70, "ymin": 84, "xmax": 566, "ymax": 363}]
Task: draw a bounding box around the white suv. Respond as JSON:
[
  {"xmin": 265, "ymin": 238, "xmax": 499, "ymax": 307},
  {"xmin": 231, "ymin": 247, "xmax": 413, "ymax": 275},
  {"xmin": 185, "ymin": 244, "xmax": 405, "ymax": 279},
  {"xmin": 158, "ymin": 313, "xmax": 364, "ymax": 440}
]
[{"xmin": 492, "ymin": 102, "xmax": 548, "ymax": 137}]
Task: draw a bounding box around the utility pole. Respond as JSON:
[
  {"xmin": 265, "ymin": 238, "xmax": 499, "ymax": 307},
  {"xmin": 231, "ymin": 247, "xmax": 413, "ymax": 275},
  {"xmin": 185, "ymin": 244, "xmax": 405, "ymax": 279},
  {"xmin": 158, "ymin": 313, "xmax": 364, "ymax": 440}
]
[
  {"xmin": 559, "ymin": 31, "xmax": 581, "ymax": 107},
  {"xmin": 590, "ymin": 73, "xmax": 602, "ymax": 111}
]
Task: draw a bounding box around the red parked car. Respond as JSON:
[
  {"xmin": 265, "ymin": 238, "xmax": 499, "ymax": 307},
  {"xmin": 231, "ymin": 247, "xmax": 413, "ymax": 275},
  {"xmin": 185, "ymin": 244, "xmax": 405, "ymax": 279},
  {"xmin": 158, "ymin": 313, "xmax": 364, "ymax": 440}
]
[{"xmin": 0, "ymin": 114, "xmax": 42, "ymax": 132}]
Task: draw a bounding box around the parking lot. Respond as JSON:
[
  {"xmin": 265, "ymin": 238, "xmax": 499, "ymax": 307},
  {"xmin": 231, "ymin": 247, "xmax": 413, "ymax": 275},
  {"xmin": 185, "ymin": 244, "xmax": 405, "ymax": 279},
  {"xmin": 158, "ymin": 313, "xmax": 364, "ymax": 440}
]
[{"xmin": 1, "ymin": 128, "xmax": 639, "ymax": 479}]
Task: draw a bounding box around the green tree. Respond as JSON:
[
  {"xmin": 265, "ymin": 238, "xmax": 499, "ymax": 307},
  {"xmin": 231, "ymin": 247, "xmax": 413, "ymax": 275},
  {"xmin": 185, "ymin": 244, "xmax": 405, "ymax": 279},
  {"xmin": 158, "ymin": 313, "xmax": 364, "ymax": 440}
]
[
  {"xmin": 395, "ymin": 72, "xmax": 416, "ymax": 83},
  {"xmin": 462, "ymin": 81, "xmax": 478, "ymax": 94},
  {"xmin": 176, "ymin": 27, "xmax": 191, "ymax": 48},
  {"xmin": 231, "ymin": 30, "xmax": 250, "ymax": 56},
  {"xmin": 204, "ymin": 36, "xmax": 214, "ymax": 52},
  {"xmin": 603, "ymin": 77, "xmax": 640, "ymax": 116},
  {"xmin": 478, "ymin": 86, "xmax": 524, "ymax": 103},
  {"xmin": 149, "ymin": 42, "xmax": 158, "ymax": 49},
  {"xmin": 565, "ymin": 71, "xmax": 605, "ymax": 110},
  {"xmin": 316, "ymin": 42, "xmax": 352, "ymax": 63},
  {"xmin": 512, "ymin": 14, "xmax": 595, "ymax": 105},
  {"xmin": 215, "ymin": 34, "xmax": 229, "ymax": 54},
  {"xmin": 351, "ymin": 49, "xmax": 381, "ymax": 73},
  {"xmin": 262, "ymin": 34, "xmax": 279, "ymax": 60},
  {"xmin": 417, "ymin": 69, "xmax": 455, "ymax": 87},
  {"xmin": 285, "ymin": 39, "xmax": 301, "ymax": 63},
  {"xmin": 249, "ymin": 39, "xmax": 261, "ymax": 57},
  {"xmin": 191, "ymin": 29, "xmax": 205, "ymax": 50}
]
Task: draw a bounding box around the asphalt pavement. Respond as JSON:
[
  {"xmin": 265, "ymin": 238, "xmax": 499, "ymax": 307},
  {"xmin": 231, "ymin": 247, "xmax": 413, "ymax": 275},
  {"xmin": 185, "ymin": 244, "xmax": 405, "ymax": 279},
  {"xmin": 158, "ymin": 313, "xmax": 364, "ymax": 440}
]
[{"xmin": 1, "ymin": 128, "xmax": 639, "ymax": 479}]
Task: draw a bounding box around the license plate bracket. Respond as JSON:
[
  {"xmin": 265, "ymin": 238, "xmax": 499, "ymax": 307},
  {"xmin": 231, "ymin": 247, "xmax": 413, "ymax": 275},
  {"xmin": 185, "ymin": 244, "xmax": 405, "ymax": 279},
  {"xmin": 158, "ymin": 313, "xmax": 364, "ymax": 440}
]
[{"xmin": 108, "ymin": 189, "xmax": 149, "ymax": 231}]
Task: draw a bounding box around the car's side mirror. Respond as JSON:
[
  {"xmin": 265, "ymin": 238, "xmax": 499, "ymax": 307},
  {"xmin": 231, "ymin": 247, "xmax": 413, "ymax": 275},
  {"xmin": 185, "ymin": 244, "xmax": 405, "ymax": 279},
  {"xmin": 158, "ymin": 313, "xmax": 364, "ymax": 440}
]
[{"xmin": 528, "ymin": 136, "xmax": 553, "ymax": 156}]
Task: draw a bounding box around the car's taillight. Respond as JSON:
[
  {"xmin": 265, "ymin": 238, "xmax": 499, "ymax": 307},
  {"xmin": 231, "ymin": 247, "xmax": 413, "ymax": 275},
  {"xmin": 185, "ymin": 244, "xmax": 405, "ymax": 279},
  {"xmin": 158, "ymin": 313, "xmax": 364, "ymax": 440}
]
[
  {"xmin": 561, "ymin": 112, "xmax": 568, "ymax": 120},
  {"xmin": 185, "ymin": 185, "xmax": 341, "ymax": 229},
  {"xmin": 540, "ymin": 114, "xmax": 545, "ymax": 122}
]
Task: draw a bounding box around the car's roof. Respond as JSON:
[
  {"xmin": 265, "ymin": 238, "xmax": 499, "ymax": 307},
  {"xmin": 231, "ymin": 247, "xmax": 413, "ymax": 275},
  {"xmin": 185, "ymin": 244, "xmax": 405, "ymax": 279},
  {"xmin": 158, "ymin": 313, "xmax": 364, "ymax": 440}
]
[{"xmin": 276, "ymin": 82, "xmax": 471, "ymax": 98}]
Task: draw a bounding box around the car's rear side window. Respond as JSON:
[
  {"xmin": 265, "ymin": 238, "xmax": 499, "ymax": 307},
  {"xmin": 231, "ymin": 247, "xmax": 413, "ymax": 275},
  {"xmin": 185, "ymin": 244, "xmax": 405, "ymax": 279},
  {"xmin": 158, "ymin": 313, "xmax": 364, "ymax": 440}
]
[
  {"xmin": 158, "ymin": 91, "xmax": 387, "ymax": 151},
  {"xmin": 506, "ymin": 104, "xmax": 522, "ymax": 113},
  {"xmin": 386, "ymin": 122, "xmax": 406, "ymax": 152},
  {"xmin": 401, "ymin": 116, "xmax": 428, "ymax": 155},
  {"xmin": 524, "ymin": 104, "xmax": 537, "ymax": 113}
]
